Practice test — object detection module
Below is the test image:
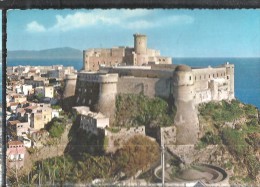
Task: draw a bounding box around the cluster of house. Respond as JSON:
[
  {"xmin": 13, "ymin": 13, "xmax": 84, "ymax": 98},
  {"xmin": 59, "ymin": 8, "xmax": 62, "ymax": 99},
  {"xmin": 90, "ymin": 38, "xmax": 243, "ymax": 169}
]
[
  {"xmin": 72, "ymin": 106, "xmax": 109, "ymax": 135},
  {"xmin": 6, "ymin": 65, "xmax": 75, "ymax": 168}
]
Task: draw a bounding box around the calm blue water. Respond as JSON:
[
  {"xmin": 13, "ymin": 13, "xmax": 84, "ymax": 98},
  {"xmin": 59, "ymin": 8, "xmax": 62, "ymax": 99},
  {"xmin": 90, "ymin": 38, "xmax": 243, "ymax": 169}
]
[
  {"xmin": 5, "ymin": 57, "xmax": 260, "ymax": 109},
  {"xmin": 7, "ymin": 59, "xmax": 83, "ymax": 71}
]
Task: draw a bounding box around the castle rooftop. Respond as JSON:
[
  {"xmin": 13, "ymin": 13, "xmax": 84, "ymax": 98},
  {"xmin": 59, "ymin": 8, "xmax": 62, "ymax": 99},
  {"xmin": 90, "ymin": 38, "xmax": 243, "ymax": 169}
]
[{"xmin": 175, "ymin": 65, "xmax": 192, "ymax": 72}]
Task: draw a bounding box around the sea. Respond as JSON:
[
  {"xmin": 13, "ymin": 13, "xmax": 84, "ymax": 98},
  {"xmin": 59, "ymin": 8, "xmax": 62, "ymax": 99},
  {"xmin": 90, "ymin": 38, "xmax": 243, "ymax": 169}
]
[{"xmin": 3, "ymin": 57, "xmax": 260, "ymax": 109}]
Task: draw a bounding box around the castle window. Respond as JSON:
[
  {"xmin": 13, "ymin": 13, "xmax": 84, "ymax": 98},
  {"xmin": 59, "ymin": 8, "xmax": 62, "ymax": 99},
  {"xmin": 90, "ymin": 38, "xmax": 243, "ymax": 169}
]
[
  {"xmin": 200, "ymin": 75, "xmax": 201, "ymax": 80},
  {"xmin": 189, "ymin": 76, "xmax": 191, "ymax": 81},
  {"xmin": 213, "ymin": 74, "xmax": 215, "ymax": 78},
  {"xmin": 217, "ymin": 73, "xmax": 218, "ymax": 77},
  {"xmin": 227, "ymin": 76, "xmax": 229, "ymax": 80},
  {"xmin": 195, "ymin": 76, "xmax": 196, "ymax": 81}
]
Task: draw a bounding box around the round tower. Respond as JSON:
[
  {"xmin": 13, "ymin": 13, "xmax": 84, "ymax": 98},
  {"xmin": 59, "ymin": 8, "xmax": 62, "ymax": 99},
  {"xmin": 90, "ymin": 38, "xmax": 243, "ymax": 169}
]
[
  {"xmin": 63, "ymin": 74, "xmax": 77, "ymax": 111},
  {"xmin": 134, "ymin": 34, "xmax": 147, "ymax": 54},
  {"xmin": 95, "ymin": 74, "xmax": 118, "ymax": 122},
  {"xmin": 172, "ymin": 65, "xmax": 199, "ymax": 145},
  {"xmin": 173, "ymin": 65, "xmax": 195, "ymax": 101},
  {"xmin": 225, "ymin": 63, "xmax": 235, "ymax": 100}
]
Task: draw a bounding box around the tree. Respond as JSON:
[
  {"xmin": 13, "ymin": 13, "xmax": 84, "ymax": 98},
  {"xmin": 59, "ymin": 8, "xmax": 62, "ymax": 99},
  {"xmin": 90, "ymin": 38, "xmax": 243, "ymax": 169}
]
[{"xmin": 114, "ymin": 135, "xmax": 160, "ymax": 177}]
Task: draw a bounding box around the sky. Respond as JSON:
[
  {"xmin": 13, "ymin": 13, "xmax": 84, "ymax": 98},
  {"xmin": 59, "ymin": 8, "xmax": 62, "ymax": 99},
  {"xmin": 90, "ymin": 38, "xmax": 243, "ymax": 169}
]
[{"xmin": 6, "ymin": 9, "xmax": 260, "ymax": 57}]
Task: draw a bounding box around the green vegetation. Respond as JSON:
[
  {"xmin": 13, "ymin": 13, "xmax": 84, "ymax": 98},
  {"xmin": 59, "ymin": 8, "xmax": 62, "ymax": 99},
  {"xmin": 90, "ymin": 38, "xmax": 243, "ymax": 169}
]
[
  {"xmin": 114, "ymin": 94, "xmax": 176, "ymax": 127},
  {"xmin": 224, "ymin": 160, "xmax": 233, "ymax": 170},
  {"xmin": 106, "ymin": 127, "xmax": 121, "ymax": 133},
  {"xmin": 169, "ymin": 157, "xmax": 182, "ymax": 179},
  {"xmin": 19, "ymin": 135, "xmax": 160, "ymax": 185},
  {"xmin": 51, "ymin": 105, "xmax": 61, "ymax": 110},
  {"xmin": 200, "ymin": 100, "xmax": 258, "ymax": 123},
  {"xmin": 45, "ymin": 118, "xmax": 65, "ymax": 139},
  {"xmin": 36, "ymin": 93, "xmax": 44, "ymax": 100},
  {"xmin": 201, "ymin": 131, "xmax": 221, "ymax": 145},
  {"xmin": 199, "ymin": 100, "xmax": 244, "ymax": 122},
  {"xmin": 221, "ymin": 127, "xmax": 260, "ymax": 180},
  {"xmin": 114, "ymin": 135, "xmax": 160, "ymax": 177},
  {"xmin": 244, "ymin": 104, "xmax": 258, "ymax": 116},
  {"xmin": 195, "ymin": 131, "xmax": 221, "ymax": 150},
  {"xmin": 198, "ymin": 100, "xmax": 260, "ymax": 181},
  {"xmin": 222, "ymin": 128, "xmax": 248, "ymax": 157}
]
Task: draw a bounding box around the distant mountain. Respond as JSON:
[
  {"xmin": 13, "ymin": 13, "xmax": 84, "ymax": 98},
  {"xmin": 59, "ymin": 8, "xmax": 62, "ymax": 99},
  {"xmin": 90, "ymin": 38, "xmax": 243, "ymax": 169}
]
[{"xmin": 7, "ymin": 47, "xmax": 82, "ymax": 59}]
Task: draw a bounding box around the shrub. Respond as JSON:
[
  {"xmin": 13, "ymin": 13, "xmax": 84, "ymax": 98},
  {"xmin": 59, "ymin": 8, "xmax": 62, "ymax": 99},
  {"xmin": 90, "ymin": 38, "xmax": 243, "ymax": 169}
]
[
  {"xmin": 195, "ymin": 141, "xmax": 207, "ymax": 150},
  {"xmin": 199, "ymin": 100, "xmax": 244, "ymax": 122},
  {"xmin": 222, "ymin": 127, "xmax": 248, "ymax": 157},
  {"xmin": 114, "ymin": 94, "xmax": 175, "ymax": 127},
  {"xmin": 114, "ymin": 135, "xmax": 160, "ymax": 177},
  {"xmin": 201, "ymin": 131, "xmax": 221, "ymax": 145},
  {"xmin": 244, "ymin": 104, "xmax": 257, "ymax": 116},
  {"xmin": 48, "ymin": 121, "xmax": 65, "ymax": 138}
]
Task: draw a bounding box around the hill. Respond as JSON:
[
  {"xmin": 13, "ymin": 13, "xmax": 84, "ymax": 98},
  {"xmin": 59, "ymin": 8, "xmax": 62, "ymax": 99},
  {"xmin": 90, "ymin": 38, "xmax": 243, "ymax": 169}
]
[
  {"xmin": 7, "ymin": 47, "xmax": 82, "ymax": 59},
  {"xmin": 197, "ymin": 100, "xmax": 260, "ymax": 185}
]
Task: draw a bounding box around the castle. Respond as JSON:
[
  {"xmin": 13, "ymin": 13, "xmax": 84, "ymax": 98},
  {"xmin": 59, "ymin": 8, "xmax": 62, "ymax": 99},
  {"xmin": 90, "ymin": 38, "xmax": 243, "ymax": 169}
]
[
  {"xmin": 64, "ymin": 34, "xmax": 235, "ymax": 144},
  {"xmin": 83, "ymin": 34, "xmax": 172, "ymax": 71}
]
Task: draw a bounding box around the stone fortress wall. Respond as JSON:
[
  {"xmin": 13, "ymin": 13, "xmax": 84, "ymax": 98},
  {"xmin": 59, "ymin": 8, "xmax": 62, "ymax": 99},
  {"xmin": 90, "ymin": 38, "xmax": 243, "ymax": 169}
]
[
  {"xmin": 63, "ymin": 34, "xmax": 235, "ymax": 145},
  {"xmin": 71, "ymin": 63, "xmax": 234, "ymax": 145}
]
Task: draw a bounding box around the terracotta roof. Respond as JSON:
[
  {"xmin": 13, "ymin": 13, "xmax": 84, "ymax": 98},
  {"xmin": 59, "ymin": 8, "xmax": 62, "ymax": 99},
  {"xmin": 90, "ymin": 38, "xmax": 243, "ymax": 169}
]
[
  {"xmin": 8, "ymin": 120, "xmax": 21, "ymax": 125},
  {"xmin": 25, "ymin": 105, "xmax": 37, "ymax": 110},
  {"xmin": 8, "ymin": 141, "xmax": 23, "ymax": 146}
]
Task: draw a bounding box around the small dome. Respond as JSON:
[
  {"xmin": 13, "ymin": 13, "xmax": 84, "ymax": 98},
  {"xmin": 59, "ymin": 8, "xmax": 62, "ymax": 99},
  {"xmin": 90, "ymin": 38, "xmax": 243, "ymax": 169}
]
[{"xmin": 175, "ymin": 65, "xmax": 192, "ymax": 72}]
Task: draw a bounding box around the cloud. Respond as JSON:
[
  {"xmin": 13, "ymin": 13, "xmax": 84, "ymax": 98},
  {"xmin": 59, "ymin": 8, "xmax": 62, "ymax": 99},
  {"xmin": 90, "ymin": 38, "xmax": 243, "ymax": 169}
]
[
  {"xmin": 26, "ymin": 21, "xmax": 46, "ymax": 32},
  {"xmin": 25, "ymin": 10, "xmax": 194, "ymax": 33},
  {"xmin": 124, "ymin": 20, "xmax": 157, "ymax": 29},
  {"xmin": 167, "ymin": 15, "xmax": 194, "ymax": 24},
  {"xmin": 124, "ymin": 15, "xmax": 194, "ymax": 29},
  {"xmin": 51, "ymin": 11, "xmax": 121, "ymax": 32}
]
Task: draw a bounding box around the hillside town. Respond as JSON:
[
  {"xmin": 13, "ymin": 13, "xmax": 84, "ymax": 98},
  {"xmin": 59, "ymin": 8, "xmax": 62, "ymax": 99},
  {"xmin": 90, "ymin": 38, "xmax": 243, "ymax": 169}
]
[{"xmin": 6, "ymin": 65, "xmax": 76, "ymax": 169}]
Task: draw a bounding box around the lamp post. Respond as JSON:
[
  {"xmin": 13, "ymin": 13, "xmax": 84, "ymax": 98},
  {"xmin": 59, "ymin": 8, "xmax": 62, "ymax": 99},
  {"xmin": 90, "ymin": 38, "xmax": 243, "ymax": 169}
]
[{"xmin": 161, "ymin": 131, "xmax": 165, "ymax": 187}]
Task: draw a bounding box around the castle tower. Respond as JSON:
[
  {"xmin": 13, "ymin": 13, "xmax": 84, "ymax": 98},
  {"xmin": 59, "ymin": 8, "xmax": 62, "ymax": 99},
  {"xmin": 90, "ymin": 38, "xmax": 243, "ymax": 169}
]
[
  {"xmin": 62, "ymin": 74, "xmax": 77, "ymax": 111},
  {"xmin": 95, "ymin": 74, "xmax": 119, "ymax": 121},
  {"xmin": 74, "ymin": 72, "xmax": 118, "ymax": 122},
  {"xmin": 133, "ymin": 34, "xmax": 148, "ymax": 65},
  {"xmin": 134, "ymin": 34, "xmax": 147, "ymax": 54},
  {"xmin": 173, "ymin": 65, "xmax": 195, "ymax": 101},
  {"xmin": 225, "ymin": 63, "xmax": 235, "ymax": 99},
  {"xmin": 172, "ymin": 65, "xmax": 199, "ymax": 145}
]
